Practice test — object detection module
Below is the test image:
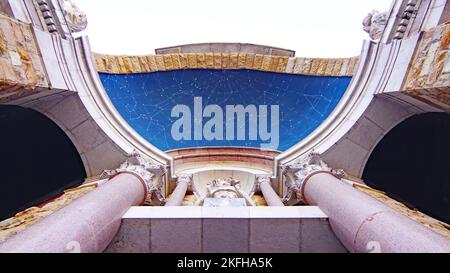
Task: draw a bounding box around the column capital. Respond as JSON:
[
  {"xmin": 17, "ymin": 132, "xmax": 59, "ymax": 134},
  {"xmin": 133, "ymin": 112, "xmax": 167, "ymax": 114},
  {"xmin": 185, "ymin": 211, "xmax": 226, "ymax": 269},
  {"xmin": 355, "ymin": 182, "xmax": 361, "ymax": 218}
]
[
  {"xmin": 281, "ymin": 152, "xmax": 344, "ymax": 204},
  {"xmin": 255, "ymin": 175, "xmax": 271, "ymax": 190},
  {"xmin": 176, "ymin": 174, "xmax": 193, "ymax": 186},
  {"xmin": 102, "ymin": 151, "xmax": 167, "ymax": 205}
]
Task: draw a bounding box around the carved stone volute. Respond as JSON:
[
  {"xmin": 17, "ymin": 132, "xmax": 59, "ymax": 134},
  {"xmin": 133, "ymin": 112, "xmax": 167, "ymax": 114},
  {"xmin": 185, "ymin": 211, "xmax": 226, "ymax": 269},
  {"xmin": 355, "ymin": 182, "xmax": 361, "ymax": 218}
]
[
  {"xmin": 281, "ymin": 152, "xmax": 345, "ymax": 205},
  {"xmin": 101, "ymin": 151, "xmax": 167, "ymax": 205}
]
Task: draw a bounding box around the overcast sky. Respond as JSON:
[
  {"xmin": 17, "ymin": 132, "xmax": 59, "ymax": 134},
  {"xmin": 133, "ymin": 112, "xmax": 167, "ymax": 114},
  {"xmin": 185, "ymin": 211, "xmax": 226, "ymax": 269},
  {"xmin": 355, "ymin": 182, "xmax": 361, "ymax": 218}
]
[{"xmin": 74, "ymin": 0, "xmax": 392, "ymax": 58}]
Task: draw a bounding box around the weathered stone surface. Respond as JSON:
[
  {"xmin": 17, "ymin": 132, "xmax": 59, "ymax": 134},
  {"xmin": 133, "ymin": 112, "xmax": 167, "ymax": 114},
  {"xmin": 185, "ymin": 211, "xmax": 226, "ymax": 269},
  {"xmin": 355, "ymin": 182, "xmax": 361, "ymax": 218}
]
[
  {"xmin": 94, "ymin": 52, "xmax": 359, "ymax": 77},
  {"xmin": 0, "ymin": 14, "xmax": 48, "ymax": 102},
  {"xmin": 155, "ymin": 55, "xmax": 165, "ymax": 71},
  {"xmin": 238, "ymin": 53, "xmax": 247, "ymax": 68},
  {"xmin": 253, "ymin": 54, "xmax": 263, "ymax": 69},
  {"xmin": 205, "ymin": 53, "xmax": 214, "ymax": 68},
  {"xmin": 213, "ymin": 53, "xmax": 222, "ymax": 69},
  {"xmin": 404, "ymin": 22, "xmax": 450, "ymax": 112}
]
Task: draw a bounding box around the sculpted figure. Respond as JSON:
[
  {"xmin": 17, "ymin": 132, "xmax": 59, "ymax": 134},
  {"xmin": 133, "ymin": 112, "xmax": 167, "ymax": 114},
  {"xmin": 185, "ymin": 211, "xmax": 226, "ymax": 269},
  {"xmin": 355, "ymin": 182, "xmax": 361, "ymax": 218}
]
[
  {"xmin": 363, "ymin": 10, "xmax": 387, "ymax": 41},
  {"xmin": 195, "ymin": 178, "xmax": 255, "ymax": 206},
  {"xmin": 61, "ymin": 0, "xmax": 88, "ymax": 32}
]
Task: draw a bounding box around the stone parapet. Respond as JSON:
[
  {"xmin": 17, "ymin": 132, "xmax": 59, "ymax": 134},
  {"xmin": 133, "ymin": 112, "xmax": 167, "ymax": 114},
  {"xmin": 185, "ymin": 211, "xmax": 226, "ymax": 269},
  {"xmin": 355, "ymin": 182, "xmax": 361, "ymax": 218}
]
[
  {"xmin": 94, "ymin": 52, "xmax": 359, "ymax": 77},
  {"xmin": 155, "ymin": 43, "xmax": 296, "ymax": 57},
  {"xmin": 105, "ymin": 206, "xmax": 346, "ymax": 253}
]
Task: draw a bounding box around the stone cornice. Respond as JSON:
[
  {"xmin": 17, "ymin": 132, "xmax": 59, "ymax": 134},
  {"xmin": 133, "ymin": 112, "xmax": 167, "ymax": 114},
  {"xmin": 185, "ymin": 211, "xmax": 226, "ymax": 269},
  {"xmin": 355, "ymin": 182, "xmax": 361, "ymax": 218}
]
[{"xmin": 93, "ymin": 52, "xmax": 359, "ymax": 77}]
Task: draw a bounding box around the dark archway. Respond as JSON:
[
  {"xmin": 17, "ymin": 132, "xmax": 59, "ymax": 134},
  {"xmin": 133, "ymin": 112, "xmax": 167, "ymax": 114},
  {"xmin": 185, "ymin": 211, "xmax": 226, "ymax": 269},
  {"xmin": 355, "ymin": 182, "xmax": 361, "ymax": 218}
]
[
  {"xmin": 0, "ymin": 105, "xmax": 86, "ymax": 221},
  {"xmin": 363, "ymin": 112, "xmax": 450, "ymax": 223}
]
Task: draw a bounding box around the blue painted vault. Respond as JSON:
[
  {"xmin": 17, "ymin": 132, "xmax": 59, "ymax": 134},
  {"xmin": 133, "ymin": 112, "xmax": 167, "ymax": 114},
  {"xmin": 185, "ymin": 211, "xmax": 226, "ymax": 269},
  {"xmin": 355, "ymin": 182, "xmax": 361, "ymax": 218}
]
[{"xmin": 100, "ymin": 69, "xmax": 351, "ymax": 151}]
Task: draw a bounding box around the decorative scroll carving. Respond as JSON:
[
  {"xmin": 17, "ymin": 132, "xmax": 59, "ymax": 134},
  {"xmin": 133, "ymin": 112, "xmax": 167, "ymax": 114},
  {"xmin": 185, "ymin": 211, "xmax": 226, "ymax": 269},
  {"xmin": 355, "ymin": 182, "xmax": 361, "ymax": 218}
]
[
  {"xmin": 281, "ymin": 152, "xmax": 345, "ymax": 205},
  {"xmin": 61, "ymin": 0, "xmax": 87, "ymax": 32},
  {"xmin": 102, "ymin": 151, "xmax": 167, "ymax": 205},
  {"xmin": 362, "ymin": 10, "xmax": 387, "ymax": 41}
]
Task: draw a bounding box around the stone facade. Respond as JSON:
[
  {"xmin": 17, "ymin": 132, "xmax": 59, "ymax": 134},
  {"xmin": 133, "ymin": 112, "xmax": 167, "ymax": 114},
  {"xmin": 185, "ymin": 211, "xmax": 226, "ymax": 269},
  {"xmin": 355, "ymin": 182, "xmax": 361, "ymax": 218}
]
[
  {"xmin": 94, "ymin": 52, "xmax": 359, "ymax": 77},
  {"xmin": 404, "ymin": 22, "xmax": 450, "ymax": 112},
  {"xmin": 0, "ymin": 14, "xmax": 48, "ymax": 102}
]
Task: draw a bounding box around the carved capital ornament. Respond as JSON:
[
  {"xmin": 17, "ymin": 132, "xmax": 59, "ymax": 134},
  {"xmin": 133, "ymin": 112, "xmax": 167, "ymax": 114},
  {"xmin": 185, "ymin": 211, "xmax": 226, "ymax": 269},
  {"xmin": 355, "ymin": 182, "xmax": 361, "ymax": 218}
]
[
  {"xmin": 102, "ymin": 151, "xmax": 167, "ymax": 205},
  {"xmin": 281, "ymin": 152, "xmax": 345, "ymax": 205}
]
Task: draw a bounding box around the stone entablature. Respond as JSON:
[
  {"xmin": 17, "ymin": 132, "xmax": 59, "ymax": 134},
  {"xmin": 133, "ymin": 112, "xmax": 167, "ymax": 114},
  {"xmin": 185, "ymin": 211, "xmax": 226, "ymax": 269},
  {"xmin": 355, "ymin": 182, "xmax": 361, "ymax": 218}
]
[
  {"xmin": 168, "ymin": 147, "xmax": 279, "ymax": 174},
  {"xmin": 94, "ymin": 52, "xmax": 359, "ymax": 77},
  {"xmin": 0, "ymin": 13, "xmax": 48, "ymax": 102},
  {"xmin": 403, "ymin": 22, "xmax": 450, "ymax": 112}
]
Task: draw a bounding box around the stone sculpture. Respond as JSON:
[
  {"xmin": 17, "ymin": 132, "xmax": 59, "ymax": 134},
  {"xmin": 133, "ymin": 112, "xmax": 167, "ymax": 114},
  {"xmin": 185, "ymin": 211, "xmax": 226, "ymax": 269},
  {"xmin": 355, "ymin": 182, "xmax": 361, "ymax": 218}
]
[
  {"xmin": 363, "ymin": 10, "xmax": 387, "ymax": 40},
  {"xmin": 61, "ymin": 0, "xmax": 88, "ymax": 32}
]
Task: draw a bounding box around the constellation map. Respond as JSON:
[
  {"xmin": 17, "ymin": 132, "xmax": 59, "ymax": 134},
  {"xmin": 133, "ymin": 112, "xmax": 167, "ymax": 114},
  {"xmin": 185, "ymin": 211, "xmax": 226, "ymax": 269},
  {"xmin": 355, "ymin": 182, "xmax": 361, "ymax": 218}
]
[{"xmin": 100, "ymin": 69, "xmax": 351, "ymax": 151}]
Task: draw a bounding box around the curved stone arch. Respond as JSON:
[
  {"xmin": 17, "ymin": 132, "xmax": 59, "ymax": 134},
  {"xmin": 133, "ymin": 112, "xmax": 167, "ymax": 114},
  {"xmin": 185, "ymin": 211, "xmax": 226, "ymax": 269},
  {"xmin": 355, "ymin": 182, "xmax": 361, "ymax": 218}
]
[
  {"xmin": 24, "ymin": 93, "xmax": 128, "ymax": 178},
  {"xmin": 73, "ymin": 37, "xmax": 174, "ymax": 175},
  {"xmin": 28, "ymin": 96, "xmax": 92, "ymax": 177},
  {"xmin": 321, "ymin": 96, "xmax": 420, "ymax": 178},
  {"xmin": 275, "ymin": 0, "xmax": 449, "ymax": 179},
  {"xmin": 0, "ymin": 104, "xmax": 87, "ymax": 220}
]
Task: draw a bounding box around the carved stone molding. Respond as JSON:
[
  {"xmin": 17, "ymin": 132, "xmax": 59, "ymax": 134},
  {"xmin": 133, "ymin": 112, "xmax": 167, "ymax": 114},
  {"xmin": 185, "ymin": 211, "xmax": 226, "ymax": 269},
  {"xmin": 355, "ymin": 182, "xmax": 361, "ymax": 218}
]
[
  {"xmin": 281, "ymin": 152, "xmax": 345, "ymax": 205},
  {"xmin": 36, "ymin": 0, "xmax": 58, "ymax": 33},
  {"xmin": 101, "ymin": 151, "xmax": 167, "ymax": 205}
]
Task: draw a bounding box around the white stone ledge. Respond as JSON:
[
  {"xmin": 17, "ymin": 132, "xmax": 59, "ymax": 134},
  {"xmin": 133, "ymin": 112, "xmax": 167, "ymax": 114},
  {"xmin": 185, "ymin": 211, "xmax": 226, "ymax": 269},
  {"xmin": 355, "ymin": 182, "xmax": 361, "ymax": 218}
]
[{"xmin": 122, "ymin": 206, "xmax": 328, "ymax": 219}]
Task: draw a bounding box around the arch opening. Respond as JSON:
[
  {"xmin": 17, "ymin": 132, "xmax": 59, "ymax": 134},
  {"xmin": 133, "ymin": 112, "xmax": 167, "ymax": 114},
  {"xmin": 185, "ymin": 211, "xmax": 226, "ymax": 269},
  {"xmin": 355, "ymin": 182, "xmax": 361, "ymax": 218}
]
[
  {"xmin": 362, "ymin": 112, "xmax": 450, "ymax": 223},
  {"xmin": 0, "ymin": 105, "xmax": 87, "ymax": 221}
]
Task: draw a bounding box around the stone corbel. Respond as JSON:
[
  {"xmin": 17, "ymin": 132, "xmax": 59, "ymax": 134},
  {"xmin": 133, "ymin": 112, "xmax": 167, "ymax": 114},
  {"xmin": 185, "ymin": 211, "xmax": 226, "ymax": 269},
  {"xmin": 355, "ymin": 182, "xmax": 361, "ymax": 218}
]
[
  {"xmin": 281, "ymin": 152, "xmax": 346, "ymax": 205},
  {"xmin": 101, "ymin": 151, "xmax": 167, "ymax": 206}
]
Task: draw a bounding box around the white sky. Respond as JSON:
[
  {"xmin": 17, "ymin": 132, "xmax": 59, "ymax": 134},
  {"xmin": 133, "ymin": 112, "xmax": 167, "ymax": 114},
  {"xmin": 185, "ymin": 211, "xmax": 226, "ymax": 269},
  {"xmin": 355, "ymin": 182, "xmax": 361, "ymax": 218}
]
[{"xmin": 74, "ymin": 0, "xmax": 393, "ymax": 58}]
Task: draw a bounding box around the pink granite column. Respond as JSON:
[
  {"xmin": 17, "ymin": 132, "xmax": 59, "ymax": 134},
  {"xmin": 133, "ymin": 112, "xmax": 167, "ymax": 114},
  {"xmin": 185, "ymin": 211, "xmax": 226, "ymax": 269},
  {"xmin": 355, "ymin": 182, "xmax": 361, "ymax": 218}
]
[
  {"xmin": 283, "ymin": 153, "xmax": 450, "ymax": 253},
  {"xmin": 165, "ymin": 174, "xmax": 192, "ymax": 206},
  {"xmin": 0, "ymin": 153, "xmax": 166, "ymax": 253},
  {"xmin": 256, "ymin": 175, "xmax": 284, "ymax": 206}
]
